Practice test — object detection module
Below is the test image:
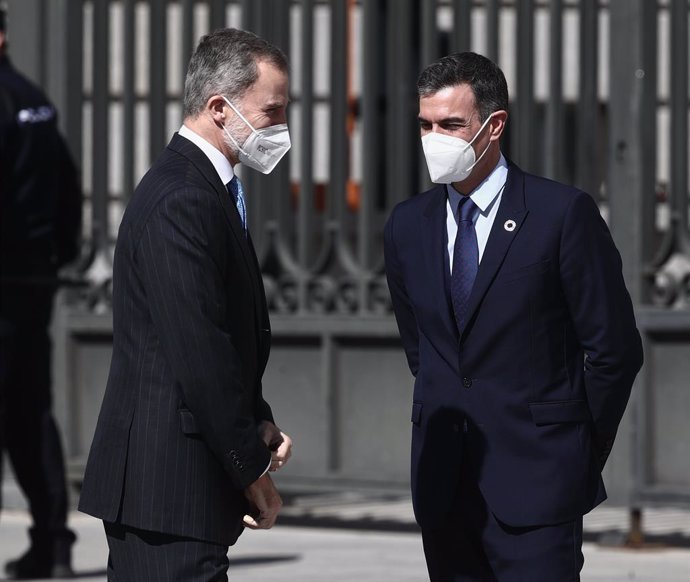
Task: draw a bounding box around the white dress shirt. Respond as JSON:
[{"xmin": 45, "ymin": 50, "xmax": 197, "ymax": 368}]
[
  {"xmin": 178, "ymin": 124, "xmax": 236, "ymax": 186},
  {"xmin": 446, "ymin": 154, "xmax": 509, "ymax": 273}
]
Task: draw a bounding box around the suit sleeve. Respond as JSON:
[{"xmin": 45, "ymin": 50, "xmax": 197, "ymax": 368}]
[
  {"xmin": 559, "ymin": 191, "xmax": 643, "ymax": 467},
  {"xmin": 248, "ymin": 235, "xmax": 275, "ymax": 425},
  {"xmin": 137, "ymin": 187, "xmax": 271, "ymax": 490},
  {"xmin": 384, "ymin": 207, "xmax": 420, "ymax": 377}
]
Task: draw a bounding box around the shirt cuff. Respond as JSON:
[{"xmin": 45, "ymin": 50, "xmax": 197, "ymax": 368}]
[{"xmin": 260, "ymin": 456, "xmax": 271, "ymax": 478}]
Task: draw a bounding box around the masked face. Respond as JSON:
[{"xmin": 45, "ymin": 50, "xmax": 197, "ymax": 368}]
[
  {"xmin": 421, "ymin": 113, "xmax": 495, "ymax": 184},
  {"xmin": 221, "ymin": 96, "xmax": 291, "ymax": 175}
]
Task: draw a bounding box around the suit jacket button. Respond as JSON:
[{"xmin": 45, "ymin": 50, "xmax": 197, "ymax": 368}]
[{"xmin": 462, "ymin": 377, "xmax": 472, "ymax": 388}]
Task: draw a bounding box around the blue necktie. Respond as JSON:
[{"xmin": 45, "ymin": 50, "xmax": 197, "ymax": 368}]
[
  {"xmin": 451, "ymin": 195, "xmax": 479, "ymax": 332},
  {"xmin": 227, "ymin": 175, "xmax": 247, "ymax": 235}
]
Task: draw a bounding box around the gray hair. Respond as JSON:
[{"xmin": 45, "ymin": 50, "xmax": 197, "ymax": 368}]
[
  {"xmin": 183, "ymin": 28, "xmax": 288, "ymax": 119},
  {"xmin": 417, "ymin": 52, "xmax": 509, "ymax": 122}
]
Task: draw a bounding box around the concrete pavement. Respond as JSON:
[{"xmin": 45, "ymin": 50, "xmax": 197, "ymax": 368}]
[{"xmin": 1, "ymin": 505, "xmax": 689, "ymax": 581}]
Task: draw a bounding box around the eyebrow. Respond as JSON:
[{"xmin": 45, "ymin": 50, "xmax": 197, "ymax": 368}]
[
  {"xmin": 418, "ymin": 116, "xmax": 470, "ymax": 125},
  {"xmin": 265, "ymin": 99, "xmax": 290, "ymax": 109}
]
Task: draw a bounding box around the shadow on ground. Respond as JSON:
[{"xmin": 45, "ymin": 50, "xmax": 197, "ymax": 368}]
[
  {"xmin": 0, "ymin": 571, "xmax": 107, "ymax": 581},
  {"xmin": 587, "ymin": 530, "xmax": 690, "ymax": 550},
  {"xmin": 280, "ymin": 490, "xmax": 690, "ymax": 550},
  {"xmin": 229, "ymin": 554, "xmax": 300, "ymax": 568}
]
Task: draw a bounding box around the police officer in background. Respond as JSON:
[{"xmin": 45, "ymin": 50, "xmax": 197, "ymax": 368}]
[{"xmin": 0, "ymin": 6, "xmax": 82, "ymax": 578}]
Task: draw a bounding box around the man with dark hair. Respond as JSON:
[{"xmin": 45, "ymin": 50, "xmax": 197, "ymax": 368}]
[
  {"xmin": 385, "ymin": 51, "xmax": 643, "ymax": 580},
  {"xmin": 0, "ymin": 7, "xmax": 82, "ymax": 579},
  {"xmin": 78, "ymin": 28, "xmax": 293, "ymax": 581}
]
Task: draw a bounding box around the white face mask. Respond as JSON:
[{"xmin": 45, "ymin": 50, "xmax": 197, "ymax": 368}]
[
  {"xmin": 221, "ymin": 96, "xmax": 291, "ymax": 174},
  {"xmin": 421, "ymin": 113, "xmax": 495, "ymax": 184}
]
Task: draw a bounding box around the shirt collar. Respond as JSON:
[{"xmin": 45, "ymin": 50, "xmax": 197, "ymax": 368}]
[
  {"xmin": 178, "ymin": 124, "xmax": 235, "ymax": 186},
  {"xmin": 446, "ymin": 153, "xmax": 508, "ymax": 215}
]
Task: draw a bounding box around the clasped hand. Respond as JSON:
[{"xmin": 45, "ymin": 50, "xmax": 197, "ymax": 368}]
[
  {"xmin": 258, "ymin": 420, "xmax": 293, "ymax": 472},
  {"xmin": 242, "ymin": 421, "xmax": 293, "ymax": 529}
]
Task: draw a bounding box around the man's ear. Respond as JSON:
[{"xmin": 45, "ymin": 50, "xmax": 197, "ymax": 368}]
[
  {"xmin": 489, "ymin": 110, "xmax": 508, "ymax": 142},
  {"xmin": 207, "ymin": 95, "xmax": 227, "ymax": 124}
]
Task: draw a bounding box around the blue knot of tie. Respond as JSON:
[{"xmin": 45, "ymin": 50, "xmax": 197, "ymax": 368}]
[
  {"xmin": 458, "ymin": 195, "xmax": 477, "ymax": 223},
  {"xmin": 227, "ymin": 175, "xmax": 247, "ymax": 234}
]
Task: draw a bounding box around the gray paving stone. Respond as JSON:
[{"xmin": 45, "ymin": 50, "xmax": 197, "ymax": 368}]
[{"xmin": 1, "ymin": 509, "xmax": 689, "ymax": 581}]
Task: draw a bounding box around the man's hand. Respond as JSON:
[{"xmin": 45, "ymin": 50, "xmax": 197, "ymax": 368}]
[
  {"xmin": 258, "ymin": 420, "xmax": 293, "ymax": 472},
  {"xmin": 243, "ymin": 473, "xmax": 282, "ymax": 529}
]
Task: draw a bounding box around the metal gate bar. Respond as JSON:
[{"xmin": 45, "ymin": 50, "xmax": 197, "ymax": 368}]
[{"xmin": 3, "ymin": 0, "xmax": 690, "ymax": 515}]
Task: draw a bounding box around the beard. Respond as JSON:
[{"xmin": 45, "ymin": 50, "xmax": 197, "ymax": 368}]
[{"xmin": 220, "ymin": 113, "xmax": 251, "ymax": 159}]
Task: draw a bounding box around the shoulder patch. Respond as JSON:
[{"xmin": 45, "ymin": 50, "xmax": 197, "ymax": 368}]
[{"xmin": 17, "ymin": 105, "xmax": 56, "ymax": 125}]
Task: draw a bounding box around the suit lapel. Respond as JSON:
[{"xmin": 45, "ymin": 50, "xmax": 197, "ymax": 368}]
[
  {"xmin": 168, "ymin": 134, "xmax": 257, "ymax": 271},
  {"xmin": 422, "ymin": 186, "xmax": 460, "ymax": 345},
  {"xmin": 459, "ymin": 162, "xmax": 528, "ymax": 340},
  {"xmin": 167, "ymin": 133, "xmax": 264, "ymax": 330}
]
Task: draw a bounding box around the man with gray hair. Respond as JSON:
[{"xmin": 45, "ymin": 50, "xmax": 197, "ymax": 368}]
[{"xmin": 79, "ymin": 28, "xmax": 293, "ymax": 581}]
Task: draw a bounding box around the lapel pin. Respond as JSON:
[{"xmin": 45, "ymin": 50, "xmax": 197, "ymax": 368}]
[{"xmin": 504, "ymin": 219, "xmax": 516, "ymax": 232}]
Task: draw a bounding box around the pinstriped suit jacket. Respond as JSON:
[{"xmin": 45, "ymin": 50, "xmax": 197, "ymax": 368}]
[{"xmin": 79, "ymin": 133, "xmax": 274, "ymax": 546}]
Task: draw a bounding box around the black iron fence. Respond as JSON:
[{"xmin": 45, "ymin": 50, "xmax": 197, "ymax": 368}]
[{"xmin": 4, "ymin": 0, "xmax": 690, "ymax": 515}]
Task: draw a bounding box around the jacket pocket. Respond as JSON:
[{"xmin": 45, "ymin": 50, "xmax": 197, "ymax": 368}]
[
  {"xmin": 411, "ymin": 402, "xmax": 423, "ymax": 425},
  {"xmin": 179, "ymin": 409, "xmax": 200, "ymax": 434},
  {"xmin": 528, "ymin": 399, "xmax": 591, "ymax": 426}
]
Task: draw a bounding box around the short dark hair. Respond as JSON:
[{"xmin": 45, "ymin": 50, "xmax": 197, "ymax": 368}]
[
  {"xmin": 183, "ymin": 28, "xmax": 288, "ymax": 118},
  {"xmin": 417, "ymin": 52, "xmax": 509, "ymax": 122},
  {"xmin": 0, "ymin": 9, "xmax": 6, "ymax": 33}
]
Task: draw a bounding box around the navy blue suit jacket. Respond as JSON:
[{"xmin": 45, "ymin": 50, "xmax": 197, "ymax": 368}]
[
  {"xmin": 79, "ymin": 133, "xmax": 274, "ymax": 545},
  {"xmin": 384, "ymin": 161, "xmax": 643, "ymax": 529}
]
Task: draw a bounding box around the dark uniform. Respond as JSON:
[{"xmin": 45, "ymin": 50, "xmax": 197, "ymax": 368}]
[{"xmin": 0, "ymin": 15, "xmax": 82, "ymax": 578}]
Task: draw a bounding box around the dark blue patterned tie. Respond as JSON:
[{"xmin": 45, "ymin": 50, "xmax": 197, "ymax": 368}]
[
  {"xmin": 451, "ymin": 195, "xmax": 479, "ymax": 332},
  {"xmin": 227, "ymin": 175, "xmax": 247, "ymax": 235}
]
